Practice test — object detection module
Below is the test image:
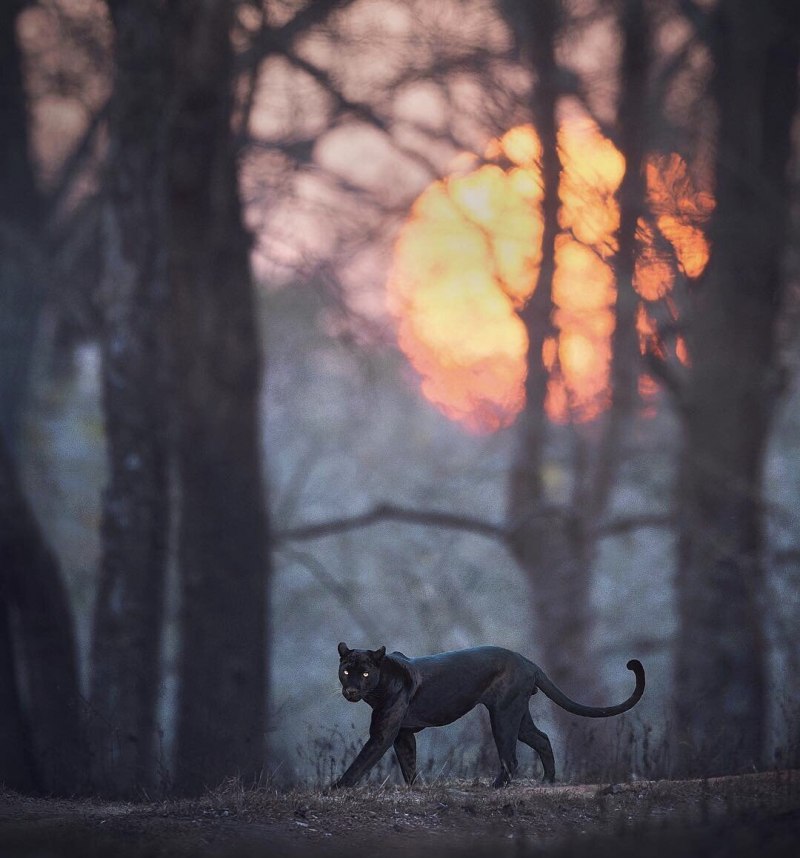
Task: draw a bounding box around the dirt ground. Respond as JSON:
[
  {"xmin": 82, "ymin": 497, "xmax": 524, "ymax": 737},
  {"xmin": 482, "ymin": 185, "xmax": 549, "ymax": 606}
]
[{"xmin": 1, "ymin": 770, "xmax": 798, "ymax": 858}]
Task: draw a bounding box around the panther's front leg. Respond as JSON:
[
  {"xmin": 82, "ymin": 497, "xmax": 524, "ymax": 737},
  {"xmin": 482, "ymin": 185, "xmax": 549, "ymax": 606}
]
[
  {"xmin": 393, "ymin": 729, "xmax": 417, "ymax": 785},
  {"xmin": 334, "ymin": 734, "xmax": 397, "ymax": 788},
  {"xmin": 333, "ymin": 702, "xmax": 406, "ymax": 788}
]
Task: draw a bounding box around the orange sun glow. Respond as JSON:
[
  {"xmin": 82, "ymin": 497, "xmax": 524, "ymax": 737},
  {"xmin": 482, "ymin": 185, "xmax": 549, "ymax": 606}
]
[{"xmin": 387, "ymin": 119, "xmax": 714, "ymax": 432}]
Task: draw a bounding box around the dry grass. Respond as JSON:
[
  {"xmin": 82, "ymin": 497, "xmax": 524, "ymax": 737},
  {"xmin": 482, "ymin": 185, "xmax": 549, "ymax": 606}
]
[
  {"xmin": 3, "ymin": 711, "xmax": 799, "ymax": 856},
  {"xmin": 2, "ymin": 770, "xmax": 798, "ymax": 858}
]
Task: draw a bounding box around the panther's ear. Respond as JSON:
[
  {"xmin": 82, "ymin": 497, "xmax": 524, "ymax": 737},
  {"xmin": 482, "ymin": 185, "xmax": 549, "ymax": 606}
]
[
  {"xmin": 371, "ymin": 646, "xmax": 386, "ymax": 664},
  {"xmin": 338, "ymin": 642, "xmax": 351, "ymax": 659}
]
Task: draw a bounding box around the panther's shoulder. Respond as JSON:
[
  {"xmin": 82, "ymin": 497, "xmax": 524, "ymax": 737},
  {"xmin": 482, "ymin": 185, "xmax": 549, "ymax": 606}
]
[{"xmin": 386, "ymin": 651, "xmax": 420, "ymax": 694}]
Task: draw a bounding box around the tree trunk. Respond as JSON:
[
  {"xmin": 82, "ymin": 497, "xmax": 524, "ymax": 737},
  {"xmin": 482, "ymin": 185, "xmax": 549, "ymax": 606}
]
[
  {"xmin": 673, "ymin": 0, "xmax": 800, "ymax": 775},
  {"xmin": 505, "ymin": 0, "xmax": 600, "ymax": 702},
  {"xmin": 167, "ymin": 1, "xmax": 271, "ymax": 794},
  {"xmin": 0, "ymin": 434, "xmax": 87, "ymax": 794},
  {"xmin": 90, "ymin": 0, "xmax": 171, "ymax": 795},
  {"xmin": 0, "ymin": 591, "xmax": 36, "ymax": 793},
  {"xmin": 590, "ymin": 0, "xmax": 648, "ymax": 516},
  {"xmin": 0, "ymin": 4, "xmax": 86, "ymax": 795},
  {"xmin": 0, "ymin": 0, "xmax": 44, "ymax": 450},
  {"xmin": 0, "ymin": 0, "xmax": 41, "ymax": 794}
]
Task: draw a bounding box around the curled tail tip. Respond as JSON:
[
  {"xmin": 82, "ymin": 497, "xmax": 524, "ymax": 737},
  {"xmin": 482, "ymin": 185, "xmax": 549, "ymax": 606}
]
[{"xmin": 626, "ymin": 658, "xmax": 645, "ymax": 684}]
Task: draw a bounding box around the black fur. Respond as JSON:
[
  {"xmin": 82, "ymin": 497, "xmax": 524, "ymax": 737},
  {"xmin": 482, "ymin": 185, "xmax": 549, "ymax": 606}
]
[{"xmin": 334, "ymin": 643, "xmax": 645, "ymax": 788}]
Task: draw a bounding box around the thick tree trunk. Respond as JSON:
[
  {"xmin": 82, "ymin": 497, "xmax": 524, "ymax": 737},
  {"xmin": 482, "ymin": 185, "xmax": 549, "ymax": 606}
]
[
  {"xmin": 0, "ymin": 0, "xmax": 44, "ymax": 450},
  {"xmin": 0, "ymin": 594, "xmax": 36, "ymax": 793},
  {"xmin": 0, "ymin": 435, "xmax": 86, "ymax": 794},
  {"xmin": 90, "ymin": 0, "xmax": 170, "ymax": 795},
  {"xmin": 167, "ymin": 1, "xmax": 271, "ymax": 794},
  {"xmin": 0, "ymin": 0, "xmax": 42, "ymax": 794},
  {"xmin": 673, "ymin": 0, "xmax": 800, "ymax": 775},
  {"xmin": 0, "ymin": 5, "xmax": 85, "ymax": 795}
]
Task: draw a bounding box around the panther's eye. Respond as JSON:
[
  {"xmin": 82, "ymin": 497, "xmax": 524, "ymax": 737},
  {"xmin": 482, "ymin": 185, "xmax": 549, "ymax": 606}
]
[
  {"xmin": 362, "ymin": 672, "xmax": 369, "ymax": 678},
  {"xmin": 343, "ymin": 670, "xmax": 349, "ymax": 676}
]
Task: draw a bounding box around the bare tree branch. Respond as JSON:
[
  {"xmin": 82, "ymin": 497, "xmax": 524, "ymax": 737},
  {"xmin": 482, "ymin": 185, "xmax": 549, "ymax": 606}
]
[
  {"xmin": 237, "ymin": 0, "xmax": 360, "ymax": 70},
  {"xmin": 773, "ymin": 548, "xmax": 800, "ymax": 566},
  {"xmin": 277, "ymin": 47, "xmax": 390, "ymax": 133},
  {"xmin": 44, "ymin": 97, "xmax": 109, "ymax": 221},
  {"xmin": 277, "ymin": 544, "xmax": 384, "ymax": 640},
  {"xmin": 592, "ymin": 512, "xmax": 674, "ymax": 540},
  {"xmin": 643, "ymin": 348, "xmax": 688, "ymax": 409},
  {"xmin": 274, "ymin": 502, "xmax": 508, "ymax": 544},
  {"xmin": 676, "ymin": 0, "xmax": 710, "ymax": 34},
  {"xmin": 275, "ymin": 502, "xmax": 674, "ymax": 545},
  {"xmin": 265, "ymin": 46, "xmax": 447, "ymax": 180}
]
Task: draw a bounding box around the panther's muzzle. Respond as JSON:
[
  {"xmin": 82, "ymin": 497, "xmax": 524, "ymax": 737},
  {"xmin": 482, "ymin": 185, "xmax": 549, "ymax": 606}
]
[{"xmin": 342, "ymin": 687, "xmax": 361, "ymax": 702}]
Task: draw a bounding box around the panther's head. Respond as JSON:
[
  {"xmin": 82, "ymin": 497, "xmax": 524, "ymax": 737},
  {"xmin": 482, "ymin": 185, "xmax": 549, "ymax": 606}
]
[{"xmin": 337, "ymin": 642, "xmax": 385, "ymax": 702}]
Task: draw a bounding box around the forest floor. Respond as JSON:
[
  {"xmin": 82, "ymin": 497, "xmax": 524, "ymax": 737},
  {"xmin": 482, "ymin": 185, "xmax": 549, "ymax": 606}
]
[{"xmin": 1, "ymin": 770, "xmax": 798, "ymax": 858}]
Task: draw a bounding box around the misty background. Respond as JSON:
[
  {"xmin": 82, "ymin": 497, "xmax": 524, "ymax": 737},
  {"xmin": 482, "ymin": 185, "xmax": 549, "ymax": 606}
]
[{"xmin": 2, "ymin": 0, "xmax": 799, "ymax": 797}]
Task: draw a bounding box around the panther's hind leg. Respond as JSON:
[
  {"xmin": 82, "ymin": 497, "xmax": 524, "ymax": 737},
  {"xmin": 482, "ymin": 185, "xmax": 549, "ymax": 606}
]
[
  {"xmin": 393, "ymin": 729, "xmax": 418, "ymax": 786},
  {"xmin": 487, "ymin": 696, "xmax": 527, "ymax": 788},
  {"xmin": 518, "ymin": 710, "xmax": 555, "ymax": 783}
]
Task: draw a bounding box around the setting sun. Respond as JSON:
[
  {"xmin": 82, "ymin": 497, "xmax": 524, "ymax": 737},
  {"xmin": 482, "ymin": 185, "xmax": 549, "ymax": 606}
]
[{"xmin": 387, "ymin": 119, "xmax": 714, "ymax": 432}]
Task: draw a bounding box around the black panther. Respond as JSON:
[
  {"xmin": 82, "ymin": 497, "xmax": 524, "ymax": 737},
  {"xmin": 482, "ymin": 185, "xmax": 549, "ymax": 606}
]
[{"xmin": 333, "ymin": 642, "xmax": 645, "ymax": 788}]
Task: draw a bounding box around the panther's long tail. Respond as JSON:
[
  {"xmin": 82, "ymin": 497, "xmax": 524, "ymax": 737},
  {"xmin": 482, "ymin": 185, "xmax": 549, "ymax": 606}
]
[{"xmin": 535, "ymin": 659, "xmax": 645, "ymax": 717}]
